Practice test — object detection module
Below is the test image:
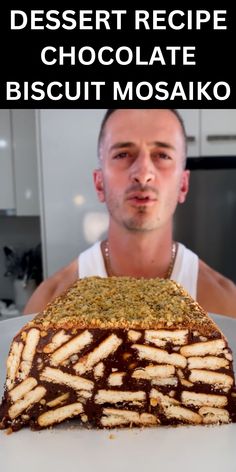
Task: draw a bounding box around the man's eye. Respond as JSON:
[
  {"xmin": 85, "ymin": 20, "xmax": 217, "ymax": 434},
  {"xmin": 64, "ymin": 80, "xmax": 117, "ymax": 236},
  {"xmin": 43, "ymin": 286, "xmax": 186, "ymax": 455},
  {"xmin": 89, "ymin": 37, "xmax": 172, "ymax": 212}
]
[
  {"xmin": 113, "ymin": 152, "xmax": 129, "ymax": 159},
  {"xmin": 153, "ymin": 152, "xmax": 171, "ymax": 160}
]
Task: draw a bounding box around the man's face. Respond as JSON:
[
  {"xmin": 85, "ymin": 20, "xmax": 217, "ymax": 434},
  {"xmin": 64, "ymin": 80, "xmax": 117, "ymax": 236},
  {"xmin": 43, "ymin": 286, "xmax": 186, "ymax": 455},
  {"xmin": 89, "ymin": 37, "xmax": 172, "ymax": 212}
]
[{"xmin": 94, "ymin": 109, "xmax": 190, "ymax": 232}]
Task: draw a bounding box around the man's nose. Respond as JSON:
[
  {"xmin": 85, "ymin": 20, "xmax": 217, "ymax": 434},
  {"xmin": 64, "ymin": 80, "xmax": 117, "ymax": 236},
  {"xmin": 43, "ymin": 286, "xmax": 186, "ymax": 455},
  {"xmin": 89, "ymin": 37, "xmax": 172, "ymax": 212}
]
[{"xmin": 130, "ymin": 152, "xmax": 155, "ymax": 185}]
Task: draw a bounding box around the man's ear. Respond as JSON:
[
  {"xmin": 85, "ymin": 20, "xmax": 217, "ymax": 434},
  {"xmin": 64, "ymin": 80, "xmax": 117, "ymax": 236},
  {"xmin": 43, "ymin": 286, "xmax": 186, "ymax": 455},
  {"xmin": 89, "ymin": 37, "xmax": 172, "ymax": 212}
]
[
  {"xmin": 93, "ymin": 169, "xmax": 105, "ymax": 202},
  {"xmin": 178, "ymin": 170, "xmax": 190, "ymax": 204}
]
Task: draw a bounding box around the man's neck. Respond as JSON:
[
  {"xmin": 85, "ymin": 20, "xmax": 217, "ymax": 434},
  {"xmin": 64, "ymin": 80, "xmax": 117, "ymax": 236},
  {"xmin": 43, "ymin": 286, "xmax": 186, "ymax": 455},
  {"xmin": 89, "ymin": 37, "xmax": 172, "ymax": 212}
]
[{"xmin": 102, "ymin": 223, "xmax": 174, "ymax": 279}]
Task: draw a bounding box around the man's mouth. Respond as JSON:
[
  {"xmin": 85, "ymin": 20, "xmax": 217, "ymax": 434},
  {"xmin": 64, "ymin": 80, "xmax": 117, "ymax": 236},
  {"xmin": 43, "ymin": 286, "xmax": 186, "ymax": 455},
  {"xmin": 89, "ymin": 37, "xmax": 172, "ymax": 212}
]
[{"xmin": 127, "ymin": 193, "xmax": 157, "ymax": 205}]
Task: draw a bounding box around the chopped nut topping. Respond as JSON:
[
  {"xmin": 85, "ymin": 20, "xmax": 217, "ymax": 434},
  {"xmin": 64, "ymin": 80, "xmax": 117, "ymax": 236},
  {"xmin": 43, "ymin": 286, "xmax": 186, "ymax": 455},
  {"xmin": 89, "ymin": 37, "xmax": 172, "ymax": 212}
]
[
  {"xmin": 29, "ymin": 276, "xmax": 222, "ymax": 335},
  {"xmin": 40, "ymin": 331, "xmax": 48, "ymax": 337}
]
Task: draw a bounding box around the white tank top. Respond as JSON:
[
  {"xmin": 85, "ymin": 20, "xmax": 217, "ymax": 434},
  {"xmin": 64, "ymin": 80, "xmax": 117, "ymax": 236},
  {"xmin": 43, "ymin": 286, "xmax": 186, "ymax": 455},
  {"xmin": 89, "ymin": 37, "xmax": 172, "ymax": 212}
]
[{"xmin": 78, "ymin": 241, "xmax": 199, "ymax": 299}]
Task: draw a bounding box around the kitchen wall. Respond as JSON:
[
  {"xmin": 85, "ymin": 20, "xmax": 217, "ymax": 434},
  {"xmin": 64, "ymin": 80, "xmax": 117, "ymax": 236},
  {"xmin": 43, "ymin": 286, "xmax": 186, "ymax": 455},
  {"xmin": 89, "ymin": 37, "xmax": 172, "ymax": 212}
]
[{"xmin": 0, "ymin": 216, "xmax": 41, "ymax": 300}]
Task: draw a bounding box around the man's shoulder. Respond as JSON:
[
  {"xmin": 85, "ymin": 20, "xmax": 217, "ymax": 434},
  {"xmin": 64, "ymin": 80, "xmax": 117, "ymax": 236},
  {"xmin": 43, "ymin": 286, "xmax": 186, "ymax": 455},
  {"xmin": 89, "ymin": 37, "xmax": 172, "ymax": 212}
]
[
  {"xmin": 48, "ymin": 258, "xmax": 78, "ymax": 296},
  {"xmin": 197, "ymin": 260, "xmax": 236, "ymax": 317},
  {"xmin": 23, "ymin": 258, "xmax": 78, "ymax": 314}
]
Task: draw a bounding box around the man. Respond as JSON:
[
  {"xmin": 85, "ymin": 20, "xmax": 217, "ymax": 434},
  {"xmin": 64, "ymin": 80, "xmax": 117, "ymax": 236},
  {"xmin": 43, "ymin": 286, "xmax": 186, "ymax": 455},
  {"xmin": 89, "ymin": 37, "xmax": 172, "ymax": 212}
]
[{"xmin": 23, "ymin": 109, "xmax": 236, "ymax": 317}]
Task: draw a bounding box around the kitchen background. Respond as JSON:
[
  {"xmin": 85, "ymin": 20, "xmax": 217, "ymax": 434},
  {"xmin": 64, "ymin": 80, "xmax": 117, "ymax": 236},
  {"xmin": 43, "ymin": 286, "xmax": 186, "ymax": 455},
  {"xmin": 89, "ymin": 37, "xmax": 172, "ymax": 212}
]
[{"xmin": 0, "ymin": 109, "xmax": 236, "ymax": 318}]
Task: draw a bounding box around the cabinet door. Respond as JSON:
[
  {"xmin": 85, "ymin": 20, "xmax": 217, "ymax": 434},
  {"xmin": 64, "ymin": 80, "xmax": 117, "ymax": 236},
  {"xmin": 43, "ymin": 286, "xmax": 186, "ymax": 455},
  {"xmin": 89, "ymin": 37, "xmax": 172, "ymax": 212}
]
[
  {"xmin": 0, "ymin": 110, "xmax": 15, "ymax": 210},
  {"xmin": 12, "ymin": 110, "xmax": 39, "ymax": 215},
  {"xmin": 38, "ymin": 109, "xmax": 106, "ymax": 276},
  {"xmin": 201, "ymin": 110, "xmax": 236, "ymax": 156},
  {"xmin": 177, "ymin": 109, "xmax": 200, "ymax": 157}
]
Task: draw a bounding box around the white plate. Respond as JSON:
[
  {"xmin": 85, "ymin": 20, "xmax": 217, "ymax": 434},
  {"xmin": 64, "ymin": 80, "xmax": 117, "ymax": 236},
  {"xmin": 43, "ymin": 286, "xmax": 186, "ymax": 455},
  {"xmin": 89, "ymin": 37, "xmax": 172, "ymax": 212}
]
[{"xmin": 0, "ymin": 313, "xmax": 236, "ymax": 472}]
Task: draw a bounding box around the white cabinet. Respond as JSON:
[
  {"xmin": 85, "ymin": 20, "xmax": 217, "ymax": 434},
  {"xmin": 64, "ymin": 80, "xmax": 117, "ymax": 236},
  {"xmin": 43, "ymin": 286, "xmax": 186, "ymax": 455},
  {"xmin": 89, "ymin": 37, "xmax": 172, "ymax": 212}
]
[
  {"xmin": 0, "ymin": 110, "xmax": 15, "ymax": 210},
  {"xmin": 201, "ymin": 109, "xmax": 236, "ymax": 156},
  {"xmin": 0, "ymin": 110, "xmax": 39, "ymax": 215},
  {"xmin": 178, "ymin": 109, "xmax": 236, "ymax": 158},
  {"xmin": 12, "ymin": 110, "xmax": 39, "ymax": 216},
  {"xmin": 38, "ymin": 109, "xmax": 106, "ymax": 276},
  {"xmin": 177, "ymin": 109, "xmax": 200, "ymax": 157}
]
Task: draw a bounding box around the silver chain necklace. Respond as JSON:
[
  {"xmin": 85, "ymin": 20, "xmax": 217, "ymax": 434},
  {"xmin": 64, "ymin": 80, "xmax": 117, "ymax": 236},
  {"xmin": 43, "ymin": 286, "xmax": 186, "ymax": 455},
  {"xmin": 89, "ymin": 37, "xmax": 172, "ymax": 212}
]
[{"xmin": 104, "ymin": 240, "xmax": 177, "ymax": 279}]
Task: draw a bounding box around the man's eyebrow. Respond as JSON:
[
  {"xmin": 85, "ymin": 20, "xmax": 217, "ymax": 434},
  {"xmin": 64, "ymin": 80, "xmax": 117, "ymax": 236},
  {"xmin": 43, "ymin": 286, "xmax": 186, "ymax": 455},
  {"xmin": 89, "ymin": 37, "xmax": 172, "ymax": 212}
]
[
  {"xmin": 150, "ymin": 141, "xmax": 176, "ymax": 151},
  {"xmin": 108, "ymin": 141, "xmax": 176, "ymax": 152},
  {"xmin": 109, "ymin": 142, "xmax": 134, "ymax": 152}
]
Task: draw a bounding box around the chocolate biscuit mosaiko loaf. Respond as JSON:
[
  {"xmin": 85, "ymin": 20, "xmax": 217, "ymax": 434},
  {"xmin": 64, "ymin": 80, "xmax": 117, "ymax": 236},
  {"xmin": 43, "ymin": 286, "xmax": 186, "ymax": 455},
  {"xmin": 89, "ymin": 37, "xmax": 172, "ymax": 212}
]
[{"xmin": 0, "ymin": 276, "xmax": 236, "ymax": 431}]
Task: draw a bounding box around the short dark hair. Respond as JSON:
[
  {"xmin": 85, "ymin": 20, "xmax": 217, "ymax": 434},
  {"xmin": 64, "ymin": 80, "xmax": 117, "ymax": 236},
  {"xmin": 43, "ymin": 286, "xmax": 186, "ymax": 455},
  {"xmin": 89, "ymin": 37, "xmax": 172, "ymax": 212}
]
[{"xmin": 98, "ymin": 109, "xmax": 187, "ymax": 166}]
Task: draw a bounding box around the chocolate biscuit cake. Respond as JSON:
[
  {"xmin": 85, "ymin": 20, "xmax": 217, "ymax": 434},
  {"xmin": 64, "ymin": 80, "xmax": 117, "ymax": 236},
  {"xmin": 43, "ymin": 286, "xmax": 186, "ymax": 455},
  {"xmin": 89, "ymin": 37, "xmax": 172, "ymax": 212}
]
[{"xmin": 0, "ymin": 276, "xmax": 235, "ymax": 431}]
